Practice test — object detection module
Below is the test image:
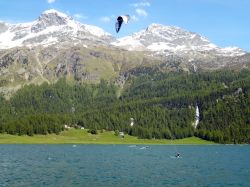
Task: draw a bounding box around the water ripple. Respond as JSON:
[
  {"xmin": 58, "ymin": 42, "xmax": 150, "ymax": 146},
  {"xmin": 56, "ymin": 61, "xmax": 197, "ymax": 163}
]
[{"xmin": 0, "ymin": 145, "xmax": 249, "ymax": 186}]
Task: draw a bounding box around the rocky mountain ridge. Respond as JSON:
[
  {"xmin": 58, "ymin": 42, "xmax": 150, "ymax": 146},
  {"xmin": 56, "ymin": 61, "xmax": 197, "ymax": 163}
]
[
  {"xmin": 0, "ymin": 9, "xmax": 249, "ymax": 97},
  {"xmin": 112, "ymin": 23, "xmax": 246, "ymax": 57},
  {"xmin": 0, "ymin": 9, "xmax": 113, "ymax": 49},
  {"xmin": 0, "ymin": 10, "xmax": 247, "ymax": 57}
]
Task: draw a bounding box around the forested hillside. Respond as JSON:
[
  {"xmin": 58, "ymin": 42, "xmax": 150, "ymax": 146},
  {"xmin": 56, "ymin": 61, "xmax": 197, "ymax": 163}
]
[{"xmin": 0, "ymin": 70, "xmax": 249, "ymax": 143}]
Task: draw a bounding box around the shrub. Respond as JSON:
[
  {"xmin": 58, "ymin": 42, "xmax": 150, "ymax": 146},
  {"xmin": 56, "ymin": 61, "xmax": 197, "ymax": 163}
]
[{"xmin": 88, "ymin": 129, "xmax": 98, "ymax": 135}]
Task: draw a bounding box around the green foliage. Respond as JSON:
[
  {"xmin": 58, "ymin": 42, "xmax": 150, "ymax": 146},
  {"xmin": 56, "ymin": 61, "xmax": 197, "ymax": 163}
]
[
  {"xmin": 114, "ymin": 130, "xmax": 119, "ymax": 136},
  {"xmin": 0, "ymin": 69, "xmax": 249, "ymax": 143},
  {"xmin": 88, "ymin": 129, "xmax": 98, "ymax": 135},
  {"xmin": 1, "ymin": 114, "xmax": 64, "ymax": 136},
  {"xmin": 196, "ymin": 90, "xmax": 250, "ymax": 143}
]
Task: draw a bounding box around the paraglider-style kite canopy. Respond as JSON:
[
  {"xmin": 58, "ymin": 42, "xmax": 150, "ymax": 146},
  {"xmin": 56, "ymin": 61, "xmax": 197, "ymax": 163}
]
[{"xmin": 115, "ymin": 15, "xmax": 130, "ymax": 33}]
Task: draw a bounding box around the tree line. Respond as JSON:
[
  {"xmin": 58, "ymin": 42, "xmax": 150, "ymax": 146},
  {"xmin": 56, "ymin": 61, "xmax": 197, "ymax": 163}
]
[{"xmin": 0, "ymin": 70, "xmax": 249, "ymax": 143}]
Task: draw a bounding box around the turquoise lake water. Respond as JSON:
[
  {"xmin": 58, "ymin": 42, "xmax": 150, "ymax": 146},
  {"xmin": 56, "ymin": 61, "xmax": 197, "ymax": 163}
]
[{"xmin": 0, "ymin": 145, "xmax": 250, "ymax": 186}]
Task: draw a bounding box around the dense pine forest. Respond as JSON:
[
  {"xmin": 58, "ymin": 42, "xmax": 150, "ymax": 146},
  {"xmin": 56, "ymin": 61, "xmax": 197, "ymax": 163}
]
[{"xmin": 0, "ymin": 70, "xmax": 249, "ymax": 143}]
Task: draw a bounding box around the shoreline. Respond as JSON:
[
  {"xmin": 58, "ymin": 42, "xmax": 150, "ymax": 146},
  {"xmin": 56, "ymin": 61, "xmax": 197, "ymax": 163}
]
[{"xmin": 0, "ymin": 129, "xmax": 215, "ymax": 145}]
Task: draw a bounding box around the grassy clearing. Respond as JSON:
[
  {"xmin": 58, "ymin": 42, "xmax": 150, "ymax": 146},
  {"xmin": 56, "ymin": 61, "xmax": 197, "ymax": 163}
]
[{"xmin": 0, "ymin": 129, "xmax": 215, "ymax": 144}]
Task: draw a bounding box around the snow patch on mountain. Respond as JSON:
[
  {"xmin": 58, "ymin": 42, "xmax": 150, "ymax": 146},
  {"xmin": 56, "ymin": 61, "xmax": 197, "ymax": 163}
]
[
  {"xmin": 217, "ymin": 47, "xmax": 246, "ymax": 57},
  {"xmin": 0, "ymin": 11, "xmax": 246, "ymax": 58},
  {"xmin": 43, "ymin": 9, "xmax": 68, "ymax": 18},
  {"xmin": 112, "ymin": 23, "xmax": 246, "ymax": 57},
  {"xmin": 0, "ymin": 9, "xmax": 112, "ymax": 49},
  {"xmin": 112, "ymin": 36, "xmax": 145, "ymax": 51},
  {"xmin": 83, "ymin": 25, "xmax": 110, "ymax": 37}
]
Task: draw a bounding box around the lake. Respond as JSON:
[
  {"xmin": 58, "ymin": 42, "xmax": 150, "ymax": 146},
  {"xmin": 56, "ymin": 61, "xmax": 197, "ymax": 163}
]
[{"xmin": 0, "ymin": 145, "xmax": 249, "ymax": 186}]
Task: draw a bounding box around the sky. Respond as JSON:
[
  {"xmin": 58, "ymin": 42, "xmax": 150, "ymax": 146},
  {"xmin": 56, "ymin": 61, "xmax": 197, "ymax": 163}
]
[{"xmin": 0, "ymin": 0, "xmax": 249, "ymax": 51}]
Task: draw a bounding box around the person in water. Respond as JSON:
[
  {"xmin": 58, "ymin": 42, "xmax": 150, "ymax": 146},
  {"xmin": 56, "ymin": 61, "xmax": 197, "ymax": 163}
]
[{"xmin": 176, "ymin": 152, "xmax": 180, "ymax": 158}]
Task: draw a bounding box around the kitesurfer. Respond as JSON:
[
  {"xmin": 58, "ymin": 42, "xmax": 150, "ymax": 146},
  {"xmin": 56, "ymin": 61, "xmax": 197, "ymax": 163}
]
[{"xmin": 175, "ymin": 152, "xmax": 180, "ymax": 158}]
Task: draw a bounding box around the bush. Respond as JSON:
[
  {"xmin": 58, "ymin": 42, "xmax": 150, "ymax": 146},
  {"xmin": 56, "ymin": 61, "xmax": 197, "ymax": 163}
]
[
  {"xmin": 88, "ymin": 129, "xmax": 98, "ymax": 135},
  {"xmin": 114, "ymin": 130, "xmax": 119, "ymax": 136}
]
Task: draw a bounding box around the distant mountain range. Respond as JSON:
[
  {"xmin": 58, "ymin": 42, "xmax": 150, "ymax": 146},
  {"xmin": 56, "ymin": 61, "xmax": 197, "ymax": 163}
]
[
  {"xmin": 0, "ymin": 9, "xmax": 113, "ymax": 49},
  {"xmin": 112, "ymin": 23, "xmax": 246, "ymax": 57},
  {"xmin": 0, "ymin": 9, "xmax": 249, "ymax": 96}
]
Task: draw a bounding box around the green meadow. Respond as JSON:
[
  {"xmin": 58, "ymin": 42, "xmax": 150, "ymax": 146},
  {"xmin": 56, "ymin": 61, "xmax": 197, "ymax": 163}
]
[{"xmin": 0, "ymin": 129, "xmax": 214, "ymax": 144}]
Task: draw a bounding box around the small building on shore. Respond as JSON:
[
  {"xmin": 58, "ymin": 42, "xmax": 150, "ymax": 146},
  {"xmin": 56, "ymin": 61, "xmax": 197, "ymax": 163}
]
[
  {"xmin": 119, "ymin": 132, "xmax": 125, "ymax": 138},
  {"xmin": 64, "ymin": 125, "xmax": 71, "ymax": 129}
]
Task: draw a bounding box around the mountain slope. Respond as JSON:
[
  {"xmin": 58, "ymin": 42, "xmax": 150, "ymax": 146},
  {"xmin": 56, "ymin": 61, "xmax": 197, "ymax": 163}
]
[
  {"xmin": 0, "ymin": 10, "xmax": 249, "ymax": 143},
  {"xmin": 113, "ymin": 23, "xmax": 250, "ymax": 73},
  {"xmin": 0, "ymin": 9, "xmax": 249, "ymax": 97},
  {"xmin": 1, "ymin": 69, "xmax": 249, "ymax": 143},
  {"xmin": 0, "ymin": 9, "xmax": 113, "ymax": 49},
  {"xmin": 112, "ymin": 23, "xmax": 246, "ymax": 57}
]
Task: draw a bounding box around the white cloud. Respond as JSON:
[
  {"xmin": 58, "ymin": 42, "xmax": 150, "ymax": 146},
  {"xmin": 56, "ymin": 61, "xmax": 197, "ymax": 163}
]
[
  {"xmin": 131, "ymin": 2, "xmax": 151, "ymax": 7},
  {"xmin": 73, "ymin": 14, "xmax": 88, "ymax": 20},
  {"xmin": 130, "ymin": 1, "xmax": 150, "ymax": 19},
  {"xmin": 100, "ymin": 16, "xmax": 111, "ymax": 23},
  {"xmin": 136, "ymin": 9, "xmax": 148, "ymax": 17},
  {"xmin": 47, "ymin": 0, "xmax": 56, "ymax": 4},
  {"xmin": 0, "ymin": 19, "xmax": 27, "ymax": 24},
  {"xmin": 131, "ymin": 15, "xmax": 139, "ymax": 22}
]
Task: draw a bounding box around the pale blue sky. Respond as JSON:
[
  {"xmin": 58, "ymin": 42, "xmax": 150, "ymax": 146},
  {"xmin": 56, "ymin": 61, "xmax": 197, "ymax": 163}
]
[{"xmin": 0, "ymin": 0, "xmax": 249, "ymax": 51}]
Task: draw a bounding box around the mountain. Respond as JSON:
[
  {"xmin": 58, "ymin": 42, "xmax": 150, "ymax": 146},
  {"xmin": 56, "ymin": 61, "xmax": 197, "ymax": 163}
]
[
  {"xmin": 0, "ymin": 9, "xmax": 113, "ymax": 49},
  {"xmin": 0, "ymin": 10, "xmax": 250, "ymax": 144},
  {"xmin": 112, "ymin": 23, "xmax": 246, "ymax": 57},
  {"xmin": 0, "ymin": 9, "xmax": 249, "ymax": 97},
  {"xmin": 112, "ymin": 23, "xmax": 250, "ymax": 72},
  {"xmin": 0, "ymin": 10, "xmax": 247, "ymax": 56}
]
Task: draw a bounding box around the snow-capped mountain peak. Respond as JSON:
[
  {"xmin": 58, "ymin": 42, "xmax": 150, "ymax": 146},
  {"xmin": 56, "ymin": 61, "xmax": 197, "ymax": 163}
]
[
  {"xmin": 0, "ymin": 9, "xmax": 113, "ymax": 49},
  {"xmin": 42, "ymin": 9, "xmax": 69, "ymax": 18},
  {"xmin": 112, "ymin": 23, "xmax": 246, "ymax": 57},
  {"xmin": 0, "ymin": 12, "xmax": 246, "ymax": 58},
  {"xmin": 30, "ymin": 9, "xmax": 75, "ymax": 33},
  {"xmin": 146, "ymin": 23, "xmax": 182, "ymax": 35},
  {"xmin": 32, "ymin": 9, "xmax": 74, "ymax": 32}
]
